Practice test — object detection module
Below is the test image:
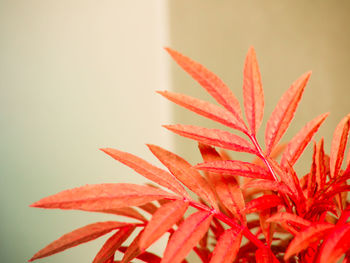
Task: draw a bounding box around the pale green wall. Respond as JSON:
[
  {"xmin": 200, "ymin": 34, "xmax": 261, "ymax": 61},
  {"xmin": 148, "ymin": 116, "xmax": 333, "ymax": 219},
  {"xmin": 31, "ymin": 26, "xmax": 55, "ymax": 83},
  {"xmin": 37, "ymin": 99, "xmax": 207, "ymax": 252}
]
[{"xmin": 0, "ymin": 1, "xmax": 170, "ymax": 262}]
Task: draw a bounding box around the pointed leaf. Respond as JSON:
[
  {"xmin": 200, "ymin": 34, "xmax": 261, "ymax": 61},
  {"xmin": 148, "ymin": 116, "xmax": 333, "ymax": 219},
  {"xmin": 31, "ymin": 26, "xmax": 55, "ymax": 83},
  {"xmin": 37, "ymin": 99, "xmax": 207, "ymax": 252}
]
[
  {"xmin": 281, "ymin": 113, "xmax": 329, "ymax": 168},
  {"xmin": 90, "ymin": 207, "xmax": 146, "ymax": 222},
  {"xmin": 243, "ymin": 47, "xmax": 264, "ymax": 135},
  {"xmin": 165, "ymin": 48, "xmax": 245, "ymax": 128},
  {"xmin": 330, "ymin": 113, "xmax": 350, "ymax": 178},
  {"xmin": 265, "ymin": 72, "xmax": 311, "ymax": 154},
  {"xmin": 209, "ymin": 228, "xmax": 242, "ymax": 263},
  {"xmin": 158, "ymin": 91, "xmax": 247, "ymax": 132},
  {"xmin": 242, "ymin": 179, "xmax": 293, "ymax": 196},
  {"xmin": 266, "ymin": 212, "xmax": 311, "ymax": 228},
  {"xmin": 120, "ymin": 230, "xmax": 143, "ymax": 263},
  {"xmin": 255, "ymin": 247, "xmax": 279, "ymax": 263},
  {"xmin": 93, "ymin": 226, "xmax": 135, "ymax": 263},
  {"xmin": 30, "ymin": 184, "xmax": 179, "ymax": 211},
  {"xmin": 161, "ymin": 211, "xmax": 213, "ymax": 263},
  {"xmin": 318, "ymin": 224, "xmax": 350, "ymax": 263},
  {"xmin": 100, "ymin": 148, "xmax": 188, "ymax": 197},
  {"xmin": 164, "ymin": 124, "xmax": 257, "ymax": 154},
  {"xmin": 315, "ymin": 138, "xmax": 326, "ymax": 190},
  {"xmin": 119, "ymin": 247, "xmax": 161, "ymax": 263},
  {"xmin": 284, "ymin": 223, "xmax": 334, "ymax": 260},
  {"xmin": 244, "ymin": 195, "xmax": 283, "ymax": 214},
  {"xmin": 140, "ymin": 200, "xmax": 189, "ymax": 250},
  {"xmin": 196, "ymin": 160, "xmax": 273, "ymax": 180},
  {"xmin": 147, "ymin": 144, "xmax": 218, "ymax": 209},
  {"xmin": 29, "ymin": 221, "xmax": 131, "ymax": 261}
]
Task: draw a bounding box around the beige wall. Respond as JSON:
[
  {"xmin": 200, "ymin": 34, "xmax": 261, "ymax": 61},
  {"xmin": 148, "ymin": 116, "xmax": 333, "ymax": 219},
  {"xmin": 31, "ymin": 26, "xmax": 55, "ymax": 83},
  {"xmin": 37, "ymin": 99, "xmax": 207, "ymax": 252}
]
[{"xmin": 0, "ymin": 1, "xmax": 170, "ymax": 262}]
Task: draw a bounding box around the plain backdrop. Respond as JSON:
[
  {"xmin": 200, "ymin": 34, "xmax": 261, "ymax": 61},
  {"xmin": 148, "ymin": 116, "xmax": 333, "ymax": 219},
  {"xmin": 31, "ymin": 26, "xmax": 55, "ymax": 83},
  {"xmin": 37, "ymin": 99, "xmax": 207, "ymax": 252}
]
[{"xmin": 1, "ymin": 1, "xmax": 350, "ymax": 263}]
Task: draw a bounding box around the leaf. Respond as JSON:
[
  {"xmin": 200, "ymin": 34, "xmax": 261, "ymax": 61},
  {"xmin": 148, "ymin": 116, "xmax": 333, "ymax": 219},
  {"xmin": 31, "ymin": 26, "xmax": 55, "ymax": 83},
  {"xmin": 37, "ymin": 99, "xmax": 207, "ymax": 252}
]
[
  {"xmin": 242, "ymin": 179, "xmax": 293, "ymax": 196},
  {"xmin": 164, "ymin": 124, "xmax": 257, "ymax": 154},
  {"xmin": 214, "ymin": 174, "xmax": 246, "ymax": 224},
  {"xmin": 29, "ymin": 221, "xmax": 131, "ymax": 261},
  {"xmin": 243, "ymin": 46, "xmax": 264, "ymax": 135},
  {"xmin": 195, "ymin": 160, "xmax": 273, "ymax": 180},
  {"xmin": 315, "ymin": 138, "xmax": 326, "ymax": 190},
  {"xmin": 119, "ymin": 247, "xmax": 161, "ymax": 263},
  {"xmin": 161, "ymin": 211, "xmax": 213, "ymax": 263},
  {"xmin": 330, "ymin": 113, "xmax": 350, "ymax": 178},
  {"xmin": 281, "ymin": 113, "xmax": 329, "ymax": 168},
  {"xmin": 244, "ymin": 195, "xmax": 283, "ymax": 214},
  {"xmin": 139, "ymin": 200, "xmax": 189, "ymax": 250},
  {"xmin": 209, "ymin": 228, "xmax": 242, "ymax": 263},
  {"xmin": 165, "ymin": 48, "xmax": 246, "ymax": 129},
  {"xmin": 90, "ymin": 207, "xmax": 147, "ymax": 222},
  {"xmin": 266, "ymin": 212, "xmax": 311, "ymax": 228},
  {"xmin": 284, "ymin": 223, "xmax": 334, "ymax": 260},
  {"xmin": 30, "ymin": 184, "xmax": 179, "ymax": 211},
  {"xmin": 93, "ymin": 226, "xmax": 135, "ymax": 263},
  {"xmin": 265, "ymin": 72, "xmax": 311, "ymax": 155},
  {"xmin": 120, "ymin": 230, "xmax": 144, "ymax": 263},
  {"xmin": 147, "ymin": 144, "xmax": 218, "ymax": 210},
  {"xmin": 158, "ymin": 91, "xmax": 247, "ymax": 133},
  {"xmin": 100, "ymin": 148, "xmax": 188, "ymax": 197},
  {"xmin": 318, "ymin": 224, "xmax": 350, "ymax": 263},
  {"xmin": 255, "ymin": 247, "xmax": 279, "ymax": 263}
]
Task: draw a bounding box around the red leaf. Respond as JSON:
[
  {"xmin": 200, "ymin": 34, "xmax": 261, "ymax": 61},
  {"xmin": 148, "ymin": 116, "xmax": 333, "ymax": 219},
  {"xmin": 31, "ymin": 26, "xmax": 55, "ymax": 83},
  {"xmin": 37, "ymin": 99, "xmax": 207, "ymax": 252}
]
[
  {"xmin": 30, "ymin": 184, "xmax": 179, "ymax": 211},
  {"xmin": 265, "ymin": 72, "xmax": 311, "ymax": 155},
  {"xmin": 93, "ymin": 226, "xmax": 135, "ymax": 263},
  {"xmin": 284, "ymin": 223, "xmax": 334, "ymax": 260},
  {"xmin": 255, "ymin": 247, "xmax": 279, "ymax": 263},
  {"xmin": 29, "ymin": 221, "xmax": 131, "ymax": 261},
  {"xmin": 158, "ymin": 91, "xmax": 247, "ymax": 133},
  {"xmin": 139, "ymin": 202, "xmax": 159, "ymax": 215},
  {"xmin": 209, "ymin": 228, "xmax": 242, "ymax": 263},
  {"xmin": 90, "ymin": 207, "xmax": 147, "ymax": 222},
  {"xmin": 318, "ymin": 224, "xmax": 350, "ymax": 263},
  {"xmin": 165, "ymin": 48, "xmax": 245, "ymax": 128},
  {"xmin": 266, "ymin": 212, "xmax": 311, "ymax": 228},
  {"xmin": 244, "ymin": 195, "xmax": 283, "ymax": 214},
  {"xmin": 161, "ymin": 211, "xmax": 213, "ymax": 263},
  {"xmin": 100, "ymin": 148, "xmax": 188, "ymax": 197},
  {"xmin": 195, "ymin": 160, "xmax": 273, "ymax": 180},
  {"xmin": 163, "ymin": 124, "xmax": 257, "ymax": 154},
  {"xmin": 243, "ymin": 47, "xmax": 264, "ymax": 135},
  {"xmin": 147, "ymin": 144, "xmax": 218, "ymax": 210},
  {"xmin": 330, "ymin": 113, "xmax": 350, "ymax": 178},
  {"xmin": 119, "ymin": 247, "xmax": 161, "ymax": 263},
  {"xmin": 139, "ymin": 200, "xmax": 189, "ymax": 250},
  {"xmin": 315, "ymin": 138, "xmax": 326, "ymax": 190},
  {"xmin": 120, "ymin": 230, "xmax": 143, "ymax": 263},
  {"xmin": 281, "ymin": 113, "xmax": 329, "ymax": 168},
  {"xmin": 242, "ymin": 179, "xmax": 293, "ymax": 196}
]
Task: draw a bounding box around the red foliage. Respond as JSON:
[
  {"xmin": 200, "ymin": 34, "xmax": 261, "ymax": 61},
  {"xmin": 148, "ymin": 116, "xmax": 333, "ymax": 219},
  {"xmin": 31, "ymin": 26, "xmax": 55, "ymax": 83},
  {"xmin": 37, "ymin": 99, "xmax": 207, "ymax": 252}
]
[{"xmin": 30, "ymin": 47, "xmax": 350, "ymax": 262}]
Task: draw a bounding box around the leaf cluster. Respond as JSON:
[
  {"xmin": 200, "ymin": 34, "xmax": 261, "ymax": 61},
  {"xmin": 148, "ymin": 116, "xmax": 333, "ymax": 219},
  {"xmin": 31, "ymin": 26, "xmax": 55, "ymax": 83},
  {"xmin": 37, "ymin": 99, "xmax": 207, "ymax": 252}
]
[{"xmin": 29, "ymin": 47, "xmax": 350, "ymax": 263}]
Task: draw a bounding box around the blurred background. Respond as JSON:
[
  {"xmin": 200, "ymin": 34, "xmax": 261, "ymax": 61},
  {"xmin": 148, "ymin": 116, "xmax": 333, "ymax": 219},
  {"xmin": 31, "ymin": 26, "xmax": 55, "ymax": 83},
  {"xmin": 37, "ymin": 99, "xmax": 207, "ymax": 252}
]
[{"xmin": 1, "ymin": 1, "xmax": 349, "ymax": 262}]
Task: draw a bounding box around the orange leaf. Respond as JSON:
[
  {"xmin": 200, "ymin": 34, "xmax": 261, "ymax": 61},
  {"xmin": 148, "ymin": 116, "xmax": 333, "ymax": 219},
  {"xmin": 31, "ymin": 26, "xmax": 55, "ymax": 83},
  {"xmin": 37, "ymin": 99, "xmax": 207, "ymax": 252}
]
[
  {"xmin": 90, "ymin": 207, "xmax": 146, "ymax": 222},
  {"xmin": 119, "ymin": 246, "xmax": 161, "ymax": 263},
  {"xmin": 100, "ymin": 148, "xmax": 188, "ymax": 197},
  {"xmin": 318, "ymin": 224, "xmax": 350, "ymax": 263},
  {"xmin": 243, "ymin": 47, "xmax": 264, "ymax": 135},
  {"xmin": 30, "ymin": 184, "xmax": 179, "ymax": 211},
  {"xmin": 244, "ymin": 195, "xmax": 283, "ymax": 214},
  {"xmin": 281, "ymin": 113, "xmax": 329, "ymax": 168},
  {"xmin": 330, "ymin": 113, "xmax": 350, "ymax": 178},
  {"xmin": 119, "ymin": 230, "xmax": 143, "ymax": 263},
  {"xmin": 147, "ymin": 144, "xmax": 218, "ymax": 210},
  {"xmin": 93, "ymin": 226, "xmax": 135, "ymax": 263},
  {"xmin": 164, "ymin": 124, "xmax": 257, "ymax": 154},
  {"xmin": 265, "ymin": 72, "xmax": 311, "ymax": 155},
  {"xmin": 209, "ymin": 228, "xmax": 242, "ymax": 263},
  {"xmin": 139, "ymin": 200, "xmax": 189, "ymax": 250},
  {"xmin": 161, "ymin": 211, "xmax": 213, "ymax": 263},
  {"xmin": 158, "ymin": 91, "xmax": 247, "ymax": 133},
  {"xmin": 29, "ymin": 221, "xmax": 131, "ymax": 262},
  {"xmin": 165, "ymin": 48, "xmax": 245, "ymax": 128},
  {"xmin": 284, "ymin": 223, "xmax": 334, "ymax": 260},
  {"xmin": 195, "ymin": 160, "xmax": 273, "ymax": 180}
]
